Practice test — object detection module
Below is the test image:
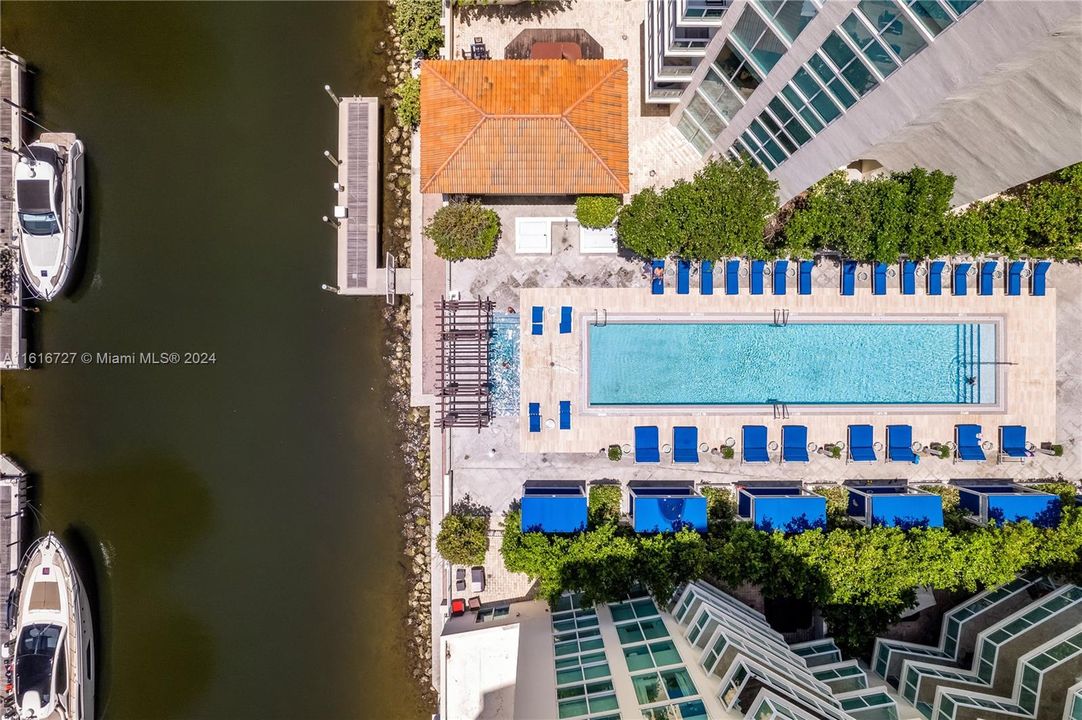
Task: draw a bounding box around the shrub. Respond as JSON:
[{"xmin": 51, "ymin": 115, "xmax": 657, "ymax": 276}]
[
  {"xmin": 588, "ymin": 485, "xmax": 621, "ymax": 527},
  {"xmin": 576, "ymin": 196, "xmax": 620, "ymax": 229},
  {"xmin": 720, "ymin": 446, "xmax": 734, "ymax": 460},
  {"xmin": 436, "ymin": 512, "xmax": 489, "ymax": 565},
  {"xmin": 424, "ymin": 202, "xmax": 500, "ymax": 260},
  {"xmin": 393, "ymin": 76, "xmax": 420, "ymax": 129},
  {"xmin": 607, "ymin": 444, "xmax": 622, "ymax": 462},
  {"xmin": 394, "ymin": 0, "xmax": 444, "ymax": 59},
  {"xmin": 816, "ymin": 486, "xmax": 851, "ymax": 528}
]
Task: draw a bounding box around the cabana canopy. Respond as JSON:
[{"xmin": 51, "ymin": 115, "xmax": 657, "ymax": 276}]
[
  {"xmin": 631, "ymin": 487, "xmax": 706, "ymax": 533},
  {"xmin": 737, "ymin": 487, "xmax": 826, "ymax": 533},
  {"xmin": 959, "ymin": 485, "xmax": 1060, "ymax": 527},
  {"xmin": 848, "ymin": 487, "xmax": 944, "ymax": 529},
  {"xmin": 521, "ymin": 486, "xmax": 588, "ymax": 533}
]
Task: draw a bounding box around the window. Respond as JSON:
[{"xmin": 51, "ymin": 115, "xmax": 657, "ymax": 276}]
[
  {"xmin": 857, "ymin": 0, "xmax": 928, "ymax": 61},
  {"xmin": 756, "ymin": 0, "xmax": 819, "ymax": 42},
  {"xmin": 731, "ymin": 7, "xmax": 786, "ymax": 73},
  {"xmin": 806, "ymin": 53, "xmax": 858, "ymax": 108},
  {"xmin": 945, "ymin": 0, "xmax": 978, "ymax": 15},
  {"xmin": 821, "ymin": 32, "xmax": 879, "ymax": 96},
  {"xmin": 476, "ymin": 605, "xmax": 510, "ymax": 623},
  {"xmin": 632, "ymin": 667, "xmax": 698, "ymax": 704},
  {"xmin": 687, "ymin": 93, "xmax": 726, "ymax": 137},
  {"xmin": 552, "ymin": 593, "xmax": 621, "ymax": 719},
  {"xmin": 901, "ymin": 0, "xmax": 955, "ymax": 35},
  {"xmin": 699, "ymin": 67, "xmax": 746, "ymax": 121},
  {"xmin": 677, "ymin": 114, "xmax": 714, "ymax": 154},
  {"xmin": 841, "ymin": 13, "xmax": 898, "ymax": 77},
  {"xmin": 712, "ymin": 41, "xmax": 763, "ymax": 102}
]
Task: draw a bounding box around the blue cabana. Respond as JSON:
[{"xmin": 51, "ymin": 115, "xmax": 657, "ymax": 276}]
[
  {"xmin": 958, "ymin": 485, "xmax": 1061, "ymax": 528},
  {"xmin": 521, "ymin": 485, "xmax": 588, "ymax": 533},
  {"xmin": 927, "ymin": 260, "xmax": 946, "ymax": 296},
  {"xmin": 872, "ymin": 262, "xmax": 887, "ymax": 295},
  {"xmin": 700, "ymin": 261, "xmax": 714, "ymax": 295},
  {"xmin": 741, "ymin": 425, "xmax": 769, "ymax": 464},
  {"xmin": 979, "ymin": 261, "xmax": 997, "ymax": 296},
  {"xmin": 1031, "ymin": 260, "xmax": 1050, "ymax": 296},
  {"xmin": 781, "ymin": 425, "xmax": 809, "ymax": 463},
  {"xmin": 630, "ymin": 487, "xmax": 707, "ymax": 533},
  {"xmin": 673, "ymin": 426, "xmax": 699, "ymax": 463},
  {"xmin": 1006, "ymin": 261, "xmax": 1024, "ymax": 296},
  {"xmin": 955, "ymin": 424, "xmax": 986, "ymax": 462},
  {"xmin": 887, "ymin": 424, "xmax": 917, "ymax": 463},
  {"xmin": 798, "ymin": 260, "xmax": 813, "ymax": 295},
  {"xmin": 677, "ymin": 260, "xmax": 691, "ymax": 295},
  {"xmin": 847, "ymin": 487, "xmax": 943, "ymax": 529},
  {"xmin": 901, "ymin": 261, "xmax": 916, "ymax": 295},
  {"xmin": 725, "ymin": 260, "xmax": 740, "ymax": 295},
  {"xmin": 773, "ymin": 260, "xmax": 788, "ymax": 295},
  {"xmin": 635, "ymin": 425, "xmax": 660, "ymax": 463},
  {"xmin": 841, "ymin": 260, "xmax": 856, "ymax": 296},
  {"xmin": 737, "ymin": 487, "xmax": 826, "ymax": 533},
  {"xmin": 750, "ymin": 260, "xmax": 765, "ymax": 295},
  {"xmin": 848, "ymin": 424, "xmax": 877, "ymax": 462},
  {"xmin": 953, "ymin": 263, "xmax": 971, "ymax": 296}
]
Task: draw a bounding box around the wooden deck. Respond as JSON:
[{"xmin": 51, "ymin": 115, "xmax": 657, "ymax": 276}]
[
  {"xmin": 518, "ymin": 281, "xmax": 1057, "ymax": 458},
  {"xmin": 335, "ymin": 96, "xmax": 384, "ymax": 296},
  {"xmin": 1, "ymin": 51, "xmax": 26, "ymax": 369}
]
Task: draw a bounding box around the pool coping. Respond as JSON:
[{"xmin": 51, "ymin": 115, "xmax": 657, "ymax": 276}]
[{"xmin": 578, "ymin": 312, "xmax": 1007, "ymax": 417}]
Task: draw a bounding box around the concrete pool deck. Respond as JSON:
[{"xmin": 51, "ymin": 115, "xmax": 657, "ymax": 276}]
[{"xmin": 518, "ymin": 285, "xmax": 1056, "ymax": 455}]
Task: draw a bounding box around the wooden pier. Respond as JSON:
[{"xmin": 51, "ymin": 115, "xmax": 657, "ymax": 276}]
[
  {"xmin": 1, "ymin": 49, "xmax": 26, "ymax": 369},
  {"xmin": 0, "ymin": 455, "xmax": 27, "ymax": 629}
]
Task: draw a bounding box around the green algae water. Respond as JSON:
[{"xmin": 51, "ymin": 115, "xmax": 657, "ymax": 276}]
[{"xmin": 1, "ymin": 3, "xmax": 430, "ymax": 718}]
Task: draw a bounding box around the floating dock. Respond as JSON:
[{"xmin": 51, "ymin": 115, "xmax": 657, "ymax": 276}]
[
  {"xmin": 0, "ymin": 49, "xmax": 26, "ymax": 369},
  {"xmin": 0, "ymin": 455, "xmax": 27, "ymax": 623},
  {"xmin": 331, "ymin": 95, "xmax": 410, "ymax": 300}
]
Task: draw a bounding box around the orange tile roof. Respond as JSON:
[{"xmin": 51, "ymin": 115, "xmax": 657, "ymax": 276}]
[{"xmin": 420, "ymin": 59, "xmax": 629, "ymax": 195}]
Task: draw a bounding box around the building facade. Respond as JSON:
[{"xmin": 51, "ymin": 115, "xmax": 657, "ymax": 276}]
[{"xmin": 658, "ymin": 0, "xmax": 1082, "ymax": 203}]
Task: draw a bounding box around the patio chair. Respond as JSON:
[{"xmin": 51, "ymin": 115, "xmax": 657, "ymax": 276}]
[
  {"xmin": 841, "ymin": 260, "xmax": 856, "ymax": 296},
  {"xmin": 901, "ymin": 261, "xmax": 916, "ymax": 295},
  {"xmin": 773, "ymin": 260, "xmax": 788, "ymax": 295},
  {"xmin": 1031, "ymin": 260, "xmax": 1050, "ymax": 296},
  {"xmin": 468, "ymin": 596, "xmax": 482, "ymax": 611},
  {"xmin": 450, "ymin": 598, "xmax": 466, "ymax": 617},
  {"xmin": 455, "ymin": 567, "xmax": 467, "ymax": 592},
  {"xmin": 677, "ymin": 259, "xmax": 690, "ymax": 295},
  {"xmin": 742, "ymin": 425, "xmax": 769, "ymax": 463},
  {"xmin": 1006, "ymin": 261, "xmax": 1025, "ymax": 296},
  {"xmin": 781, "ymin": 425, "xmax": 809, "ymax": 463},
  {"xmin": 952, "ymin": 263, "xmax": 971, "ymax": 296},
  {"xmin": 673, "ymin": 426, "xmax": 699, "ymax": 463},
  {"xmin": 955, "ymin": 424, "xmax": 986, "ymax": 462},
  {"xmin": 872, "ymin": 262, "xmax": 887, "ymax": 295},
  {"xmin": 471, "ymin": 566, "xmax": 485, "ymax": 593},
  {"xmin": 652, "ymin": 259, "xmax": 665, "ymax": 295},
  {"xmin": 634, "ymin": 425, "xmax": 660, "ymax": 463},
  {"xmin": 848, "ymin": 425, "xmax": 877, "ymax": 462},
  {"xmin": 559, "ymin": 306, "xmax": 572, "ymax": 334},
  {"xmin": 725, "ymin": 259, "xmax": 740, "ymax": 295},
  {"xmin": 998, "ymin": 425, "xmax": 1031, "ymax": 462},
  {"xmin": 531, "ymin": 306, "xmax": 544, "ymax": 335},
  {"xmin": 559, "ymin": 401, "xmax": 571, "ymax": 430},
  {"xmin": 750, "ymin": 260, "xmax": 765, "ymax": 295},
  {"xmin": 798, "ymin": 260, "xmax": 813, "ymax": 295},
  {"xmin": 528, "ymin": 402, "xmax": 541, "ymax": 433},
  {"xmin": 886, "ymin": 425, "xmax": 917, "ymax": 462},
  {"xmin": 927, "ymin": 260, "xmax": 946, "ymax": 296},
  {"xmin": 979, "ymin": 261, "xmax": 997, "ymax": 296},
  {"xmin": 700, "ymin": 260, "xmax": 714, "ymax": 295}
]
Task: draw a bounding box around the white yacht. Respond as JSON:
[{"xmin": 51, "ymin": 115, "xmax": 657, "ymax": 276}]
[
  {"xmin": 11, "ymin": 533, "xmax": 94, "ymax": 720},
  {"xmin": 13, "ymin": 134, "xmax": 85, "ymax": 300}
]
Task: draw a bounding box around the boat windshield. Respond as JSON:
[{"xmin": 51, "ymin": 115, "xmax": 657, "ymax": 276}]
[
  {"xmin": 15, "ymin": 623, "xmax": 61, "ymax": 704},
  {"xmin": 18, "ymin": 211, "xmax": 61, "ymax": 236}
]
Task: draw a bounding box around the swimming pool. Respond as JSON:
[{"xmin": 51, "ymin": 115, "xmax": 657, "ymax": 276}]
[
  {"xmin": 490, "ymin": 313, "xmax": 521, "ymax": 415},
  {"xmin": 587, "ymin": 319, "xmax": 997, "ymax": 407}
]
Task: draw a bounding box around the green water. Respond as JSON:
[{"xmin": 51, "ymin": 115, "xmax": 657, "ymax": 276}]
[{"xmin": 1, "ymin": 3, "xmax": 429, "ymax": 718}]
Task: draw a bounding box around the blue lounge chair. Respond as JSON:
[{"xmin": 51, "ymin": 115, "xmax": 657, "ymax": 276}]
[
  {"xmin": 955, "ymin": 424, "xmax": 986, "ymax": 462},
  {"xmin": 886, "ymin": 425, "xmax": 916, "ymax": 462},
  {"xmin": 677, "ymin": 259, "xmax": 690, "ymax": 295},
  {"xmin": 559, "ymin": 306, "xmax": 572, "ymax": 334},
  {"xmin": 559, "ymin": 401, "xmax": 571, "ymax": 430},
  {"xmin": 651, "ymin": 260, "xmax": 665, "ymax": 295},
  {"xmin": 634, "ymin": 426, "xmax": 660, "ymax": 463},
  {"xmin": 998, "ymin": 425, "xmax": 1030, "ymax": 462},
  {"xmin": 781, "ymin": 425, "xmax": 809, "ymax": 463},
  {"xmin": 841, "ymin": 260, "xmax": 856, "ymax": 296},
  {"xmin": 750, "ymin": 260, "xmax": 765, "ymax": 295},
  {"xmin": 531, "ymin": 306, "xmax": 544, "ymax": 335},
  {"xmin": 798, "ymin": 260, "xmax": 813, "ymax": 295},
  {"xmin": 700, "ymin": 261, "xmax": 714, "ymax": 295},
  {"xmin": 927, "ymin": 260, "xmax": 946, "ymax": 296},
  {"xmin": 979, "ymin": 261, "xmax": 997, "ymax": 296},
  {"xmin": 742, "ymin": 425, "xmax": 769, "ymax": 463},
  {"xmin": 1031, "ymin": 260, "xmax": 1050, "ymax": 296},
  {"xmin": 872, "ymin": 262, "xmax": 887, "ymax": 295},
  {"xmin": 528, "ymin": 403, "xmax": 541, "ymax": 433},
  {"xmin": 953, "ymin": 263, "xmax": 971, "ymax": 296},
  {"xmin": 848, "ymin": 425, "xmax": 877, "ymax": 462},
  {"xmin": 1006, "ymin": 261, "xmax": 1024, "ymax": 296},
  {"xmin": 901, "ymin": 261, "xmax": 916, "ymax": 295},
  {"xmin": 725, "ymin": 260, "xmax": 740, "ymax": 295},
  {"xmin": 773, "ymin": 260, "xmax": 788, "ymax": 295},
  {"xmin": 673, "ymin": 426, "xmax": 699, "ymax": 463}
]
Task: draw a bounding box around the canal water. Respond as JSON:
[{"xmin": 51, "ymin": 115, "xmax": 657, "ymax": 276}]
[{"xmin": 1, "ymin": 4, "xmax": 430, "ymax": 719}]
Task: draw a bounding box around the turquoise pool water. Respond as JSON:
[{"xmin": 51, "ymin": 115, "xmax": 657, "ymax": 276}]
[
  {"xmin": 490, "ymin": 313, "xmax": 521, "ymax": 415},
  {"xmin": 588, "ymin": 321, "xmax": 996, "ymax": 406}
]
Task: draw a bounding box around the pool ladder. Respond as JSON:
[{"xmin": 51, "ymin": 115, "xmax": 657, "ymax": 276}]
[
  {"xmin": 773, "ymin": 308, "xmax": 790, "ymax": 326},
  {"xmin": 593, "ymin": 308, "xmax": 608, "ymax": 327},
  {"xmin": 773, "ymin": 402, "xmax": 790, "ymax": 419}
]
